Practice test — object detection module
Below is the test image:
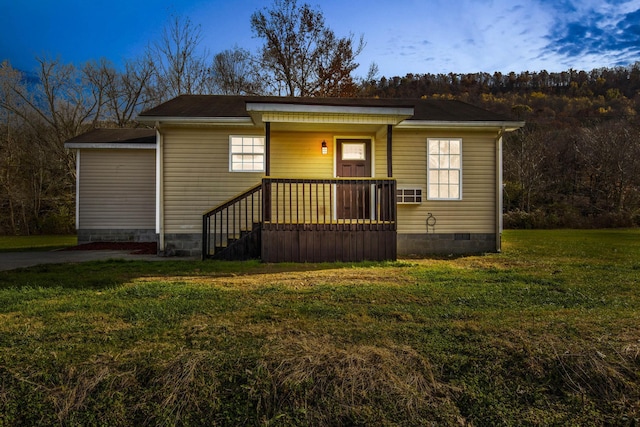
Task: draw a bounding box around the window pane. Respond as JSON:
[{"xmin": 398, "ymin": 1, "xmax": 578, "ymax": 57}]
[
  {"xmin": 450, "ymin": 154, "xmax": 460, "ymax": 169},
  {"xmin": 429, "ymin": 140, "xmax": 439, "ymax": 154},
  {"xmin": 252, "ymin": 155, "xmax": 264, "ymax": 168},
  {"xmin": 429, "ymin": 184, "xmax": 439, "ymax": 198},
  {"xmin": 450, "ymin": 185, "xmax": 460, "ymax": 199},
  {"xmin": 439, "ymin": 140, "xmax": 449, "ymax": 154},
  {"xmin": 439, "ymin": 184, "xmax": 449, "ymax": 198},
  {"xmin": 450, "ymin": 170, "xmax": 460, "ymax": 184},
  {"xmin": 439, "ymin": 170, "xmax": 449, "ymax": 183},
  {"xmin": 440, "ymin": 154, "xmax": 450, "ymax": 168},
  {"xmin": 450, "ymin": 139, "xmax": 460, "ymax": 154},
  {"xmin": 342, "ymin": 142, "xmax": 366, "ymax": 160},
  {"xmin": 429, "ymin": 155, "xmax": 439, "ymax": 168}
]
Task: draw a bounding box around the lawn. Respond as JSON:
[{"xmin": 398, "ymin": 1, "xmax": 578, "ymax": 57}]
[
  {"xmin": 0, "ymin": 230, "xmax": 638, "ymax": 426},
  {"xmin": 0, "ymin": 234, "xmax": 77, "ymax": 252}
]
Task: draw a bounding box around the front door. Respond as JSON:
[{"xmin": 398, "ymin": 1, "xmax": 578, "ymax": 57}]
[{"xmin": 336, "ymin": 139, "xmax": 372, "ymax": 219}]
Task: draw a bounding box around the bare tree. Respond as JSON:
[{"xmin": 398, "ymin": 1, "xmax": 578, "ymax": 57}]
[
  {"xmin": 577, "ymin": 122, "xmax": 640, "ymax": 213},
  {"xmin": 250, "ymin": 0, "xmax": 364, "ymax": 97},
  {"xmin": 0, "ymin": 59, "xmax": 101, "ymax": 234},
  {"xmin": 211, "ymin": 47, "xmax": 263, "ymax": 95},
  {"xmin": 503, "ymin": 126, "xmax": 548, "ymax": 213},
  {"xmin": 84, "ymin": 57, "xmax": 156, "ymax": 126},
  {"xmin": 148, "ymin": 15, "xmax": 212, "ymax": 100}
]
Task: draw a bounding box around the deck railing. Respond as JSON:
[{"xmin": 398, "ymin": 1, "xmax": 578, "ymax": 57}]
[
  {"xmin": 262, "ymin": 178, "xmax": 396, "ymax": 227},
  {"xmin": 203, "ymin": 178, "xmax": 397, "ymax": 261},
  {"xmin": 261, "ymin": 178, "xmax": 397, "ymax": 262},
  {"xmin": 202, "ymin": 183, "xmax": 262, "ymax": 259}
]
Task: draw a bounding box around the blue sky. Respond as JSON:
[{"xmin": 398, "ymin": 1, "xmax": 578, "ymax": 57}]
[{"xmin": 1, "ymin": 0, "xmax": 640, "ymax": 78}]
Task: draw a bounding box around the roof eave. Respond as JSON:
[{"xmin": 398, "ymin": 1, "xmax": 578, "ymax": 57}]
[
  {"xmin": 397, "ymin": 120, "xmax": 525, "ymax": 132},
  {"xmin": 64, "ymin": 142, "xmax": 157, "ymax": 149},
  {"xmin": 246, "ymin": 102, "xmax": 414, "ymax": 116},
  {"xmin": 137, "ymin": 116, "xmax": 255, "ymax": 126}
]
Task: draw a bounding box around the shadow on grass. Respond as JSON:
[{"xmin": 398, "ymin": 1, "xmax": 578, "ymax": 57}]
[{"xmin": 0, "ymin": 257, "xmax": 418, "ymax": 290}]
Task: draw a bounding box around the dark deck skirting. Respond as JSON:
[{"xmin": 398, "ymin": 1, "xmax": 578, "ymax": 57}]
[{"xmin": 262, "ymin": 223, "xmax": 396, "ymax": 263}]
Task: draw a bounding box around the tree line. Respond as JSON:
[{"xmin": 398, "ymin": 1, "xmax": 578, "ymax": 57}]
[
  {"xmin": 361, "ymin": 67, "xmax": 640, "ymax": 228},
  {"xmin": 1, "ymin": 0, "xmax": 639, "ymax": 235},
  {"xmin": 0, "ymin": 0, "xmax": 365, "ymax": 235}
]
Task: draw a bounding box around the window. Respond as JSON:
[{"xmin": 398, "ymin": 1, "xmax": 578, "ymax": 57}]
[
  {"xmin": 341, "ymin": 142, "xmax": 366, "ymax": 160},
  {"xmin": 427, "ymin": 138, "xmax": 462, "ymax": 200},
  {"xmin": 230, "ymin": 136, "xmax": 265, "ymax": 172}
]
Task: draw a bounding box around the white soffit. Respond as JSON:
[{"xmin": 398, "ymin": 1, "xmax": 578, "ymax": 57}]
[
  {"xmin": 246, "ymin": 102, "xmax": 414, "ymax": 125},
  {"xmin": 396, "ymin": 120, "xmax": 525, "ymax": 132}
]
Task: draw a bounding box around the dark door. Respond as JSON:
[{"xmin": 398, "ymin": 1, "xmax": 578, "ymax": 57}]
[{"xmin": 336, "ymin": 139, "xmax": 372, "ymax": 219}]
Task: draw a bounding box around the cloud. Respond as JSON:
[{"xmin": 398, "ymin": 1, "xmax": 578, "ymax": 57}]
[{"xmin": 544, "ymin": 0, "xmax": 640, "ymax": 67}]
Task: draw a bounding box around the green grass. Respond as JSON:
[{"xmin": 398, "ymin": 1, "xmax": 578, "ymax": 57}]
[
  {"xmin": 0, "ymin": 230, "xmax": 639, "ymax": 426},
  {"xmin": 0, "ymin": 234, "xmax": 77, "ymax": 252}
]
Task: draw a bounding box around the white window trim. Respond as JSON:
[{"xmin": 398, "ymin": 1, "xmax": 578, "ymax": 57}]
[
  {"xmin": 427, "ymin": 138, "xmax": 463, "ymax": 201},
  {"xmin": 229, "ymin": 135, "xmax": 265, "ymax": 173}
]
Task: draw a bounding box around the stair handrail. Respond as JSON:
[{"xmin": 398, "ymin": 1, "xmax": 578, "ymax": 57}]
[{"xmin": 202, "ymin": 183, "xmax": 262, "ymax": 259}]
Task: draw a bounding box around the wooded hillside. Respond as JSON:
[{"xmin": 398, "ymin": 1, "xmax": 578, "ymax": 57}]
[{"xmin": 362, "ymin": 67, "xmax": 640, "ymax": 228}]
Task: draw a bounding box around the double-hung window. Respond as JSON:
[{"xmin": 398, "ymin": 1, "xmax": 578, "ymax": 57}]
[
  {"xmin": 427, "ymin": 138, "xmax": 462, "ymax": 200},
  {"xmin": 230, "ymin": 136, "xmax": 265, "ymax": 172}
]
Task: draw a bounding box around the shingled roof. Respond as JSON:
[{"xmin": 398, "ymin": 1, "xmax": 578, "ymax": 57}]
[
  {"xmin": 138, "ymin": 95, "xmax": 513, "ymax": 123},
  {"xmin": 65, "ymin": 128, "xmax": 156, "ymax": 145}
]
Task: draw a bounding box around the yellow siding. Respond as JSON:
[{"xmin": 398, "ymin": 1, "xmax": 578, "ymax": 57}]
[
  {"xmin": 393, "ymin": 130, "xmax": 497, "ymax": 234},
  {"xmin": 161, "ymin": 125, "xmax": 498, "ymax": 235},
  {"xmin": 270, "ymin": 131, "xmax": 335, "ymax": 177},
  {"xmin": 374, "ymin": 126, "xmax": 389, "ymax": 177},
  {"xmin": 79, "ymin": 149, "xmax": 155, "ymax": 229},
  {"xmin": 162, "ymin": 127, "xmax": 376, "ymax": 234}
]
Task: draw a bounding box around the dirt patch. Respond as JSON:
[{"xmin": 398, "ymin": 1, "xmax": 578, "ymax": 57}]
[{"xmin": 63, "ymin": 242, "xmax": 157, "ymax": 255}]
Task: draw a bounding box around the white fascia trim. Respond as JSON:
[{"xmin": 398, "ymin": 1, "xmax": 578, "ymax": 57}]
[
  {"xmin": 75, "ymin": 150, "xmax": 80, "ymax": 230},
  {"xmin": 64, "ymin": 143, "xmax": 157, "ymax": 149},
  {"xmin": 138, "ymin": 117, "xmax": 254, "ymax": 125},
  {"xmin": 397, "ymin": 120, "xmax": 525, "ymax": 131},
  {"xmin": 156, "ymin": 129, "xmax": 162, "ymax": 237},
  {"xmin": 246, "ymin": 102, "xmax": 414, "ymax": 117}
]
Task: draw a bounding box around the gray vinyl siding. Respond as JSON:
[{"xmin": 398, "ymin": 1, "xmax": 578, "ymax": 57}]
[{"xmin": 78, "ymin": 149, "xmax": 155, "ymax": 229}]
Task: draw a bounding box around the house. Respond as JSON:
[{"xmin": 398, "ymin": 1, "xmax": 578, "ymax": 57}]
[{"xmin": 64, "ymin": 95, "xmax": 524, "ymax": 262}]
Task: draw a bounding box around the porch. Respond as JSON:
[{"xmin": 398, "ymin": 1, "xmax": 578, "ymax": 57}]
[{"xmin": 202, "ymin": 178, "xmax": 397, "ymax": 262}]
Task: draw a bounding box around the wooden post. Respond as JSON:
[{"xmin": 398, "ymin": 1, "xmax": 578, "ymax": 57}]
[
  {"xmin": 265, "ymin": 122, "xmax": 271, "ymax": 176},
  {"xmin": 387, "ymin": 125, "xmax": 393, "ymax": 177}
]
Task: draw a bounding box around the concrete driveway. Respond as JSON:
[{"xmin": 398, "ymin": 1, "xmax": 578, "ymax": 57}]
[{"xmin": 0, "ymin": 250, "xmax": 174, "ymax": 272}]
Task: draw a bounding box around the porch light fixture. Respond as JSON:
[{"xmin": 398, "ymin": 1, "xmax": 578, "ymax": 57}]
[{"xmin": 321, "ymin": 140, "xmax": 328, "ymax": 155}]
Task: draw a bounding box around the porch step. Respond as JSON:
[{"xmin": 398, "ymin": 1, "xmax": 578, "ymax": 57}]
[{"xmin": 211, "ymin": 225, "xmax": 261, "ymax": 260}]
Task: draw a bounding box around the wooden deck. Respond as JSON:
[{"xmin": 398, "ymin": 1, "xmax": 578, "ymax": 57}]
[
  {"xmin": 261, "ymin": 178, "xmax": 397, "ymax": 262},
  {"xmin": 262, "ymin": 222, "xmax": 396, "ymax": 262},
  {"xmin": 203, "ymin": 178, "xmax": 397, "ymax": 262}
]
